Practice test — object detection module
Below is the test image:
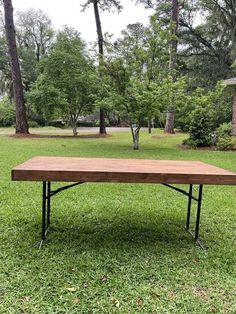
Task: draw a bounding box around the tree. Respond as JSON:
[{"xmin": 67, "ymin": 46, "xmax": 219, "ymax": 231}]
[
  {"xmin": 101, "ymin": 56, "xmax": 160, "ymax": 149},
  {"xmin": 3, "ymin": 0, "xmax": 28, "ymax": 134},
  {"xmin": 164, "ymin": 0, "xmax": 180, "ymax": 134},
  {"xmin": 134, "ymin": 0, "xmax": 181, "ymax": 133},
  {"xmin": 199, "ymin": 0, "xmax": 236, "ymax": 63},
  {"xmin": 98, "ymin": 17, "xmax": 175, "ymax": 148},
  {"xmin": 178, "ymin": 0, "xmax": 236, "ymax": 89},
  {"xmin": 0, "ymin": 33, "xmax": 13, "ymax": 98},
  {"xmin": 82, "ymin": 0, "xmax": 122, "ymax": 134},
  {"xmin": 27, "ymin": 28, "xmax": 96, "ymax": 135},
  {"xmin": 16, "ymin": 9, "xmax": 54, "ymax": 62}
]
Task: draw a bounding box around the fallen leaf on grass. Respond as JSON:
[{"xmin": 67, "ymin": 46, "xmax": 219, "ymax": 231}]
[
  {"xmin": 211, "ymin": 306, "xmax": 218, "ymax": 313},
  {"xmin": 74, "ymin": 298, "xmax": 81, "ymax": 304},
  {"xmin": 150, "ymin": 291, "xmax": 160, "ymax": 298},
  {"xmin": 194, "ymin": 287, "xmax": 207, "ymax": 299},
  {"xmin": 112, "ymin": 298, "xmax": 120, "ymax": 308},
  {"xmin": 136, "ymin": 297, "xmax": 143, "ymax": 306},
  {"xmin": 167, "ymin": 291, "xmax": 177, "ymax": 300},
  {"xmin": 21, "ymin": 296, "xmax": 30, "ymax": 302},
  {"xmin": 65, "ymin": 287, "xmax": 76, "ymax": 292},
  {"xmin": 100, "ymin": 274, "xmax": 108, "ymax": 283}
]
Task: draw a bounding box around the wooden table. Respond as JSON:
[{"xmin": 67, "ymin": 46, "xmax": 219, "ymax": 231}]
[{"xmin": 12, "ymin": 157, "xmax": 236, "ymax": 247}]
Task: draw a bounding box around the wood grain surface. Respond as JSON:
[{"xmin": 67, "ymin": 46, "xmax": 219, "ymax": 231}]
[{"xmin": 11, "ymin": 156, "xmax": 236, "ymax": 185}]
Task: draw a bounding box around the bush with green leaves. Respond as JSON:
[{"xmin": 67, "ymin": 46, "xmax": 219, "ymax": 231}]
[
  {"xmin": 0, "ymin": 98, "xmax": 15, "ymax": 127},
  {"xmin": 48, "ymin": 120, "xmax": 65, "ymax": 128},
  {"xmin": 28, "ymin": 120, "xmax": 39, "ymax": 128},
  {"xmin": 215, "ymin": 122, "xmax": 232, "ymax": 139},
  {"xmin": 217, "ymin": 136, "xmax": 236, "ymax": 150},
  {"xmin": 187, "ymin": 106, "xmax": 214, "ymax": 147},
  {"xmin": 177, "ymin": 82, "xmax": 227, "ymax": 133}
]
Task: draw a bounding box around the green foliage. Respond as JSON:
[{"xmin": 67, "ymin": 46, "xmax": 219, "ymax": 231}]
[
  {"xmin": 155, "ymin": 75, "xmax": 189, "ymax": 112},
  {"xmin": 101, "ymin": 56, "xmax": 162, "ymax": 148},
  {"xmin": 217, "ymin": 136, "xmax": 236, "ymax": 151},
  {"xmin": 179, "ymin": 0, "xmax": 236, "ymax": 90},
  {"xmin": 215, "ymin": 122, "xmax": 232, "ymax": 139},
  {"xmin": 177, "ymin": 81, "xmax": 227, "ymax": 132},
  {"xmin": 0, "ymin": 35, "xmax": 12, "ymax": 98},
  {"xmin": 18, "ymin": 47, "xmax": 38, "ymax": 90},
  {"xmin": 188, "ymin": 106, "xmax": 214, "ymax": 147},
  {"xmin": 27, "ymin": 28, "xmax": 96, "ymax": 132},
  {"xmin": 26, "ymin": 74, "xmax": 67, "ymax": 121},
  {"xmin": 48, "ymin": 120, "xmax": 65, "ymax": 128},
  {"xmin": 1, "ymin": 3, "xmax": 235, "ymax": 139},
  {"xmin": 28, "ymin": 120, "xmax": 39, "ymax": 128},
  {"xmin": 0, "ymin": 97, "xmax": 15, "ymax": 127},
  {"xmin": 16, "ymin": 9, "xmax": 54, "ymax": 61},
  {"xmin": 81, "ymin": 0, "xmax": 123, "ymax": 13}
]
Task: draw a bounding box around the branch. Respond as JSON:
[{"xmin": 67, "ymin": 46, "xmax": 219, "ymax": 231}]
[{"xmin": 179, "ymin": 19, "xmax": 215, "ymax": 51}]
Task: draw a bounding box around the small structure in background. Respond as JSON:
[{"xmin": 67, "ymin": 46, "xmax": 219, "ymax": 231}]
[{"xmin": 224, "ymin": 77, "xmax": 236, "ymax": 136}]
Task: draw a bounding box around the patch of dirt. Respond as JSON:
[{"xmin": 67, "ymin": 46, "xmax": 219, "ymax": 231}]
[
  {"xmin": 193, "ymin": 287, "xmax": 208, "ymax": 299},
  {"xmin": 8, "ymin": 133, "xmax": 112, "ymax": 139}
]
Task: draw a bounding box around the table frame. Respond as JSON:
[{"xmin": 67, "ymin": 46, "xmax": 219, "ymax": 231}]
[{"xmin": 39, "ymin": 181, "xmax": 204, "ymax": 249}]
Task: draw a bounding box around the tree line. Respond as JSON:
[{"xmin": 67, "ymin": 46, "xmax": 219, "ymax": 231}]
[{"xmin": 0, "ymin": 0, "xmax": 235, "ymax": 149}]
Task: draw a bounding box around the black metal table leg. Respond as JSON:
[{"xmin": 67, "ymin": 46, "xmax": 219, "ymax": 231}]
[
  {"xmin": 37, "ymin": 181, "xmax": 84, "ymax": 248},
  {"xmin": 163, "ymin": 182, "xmax": 205, "ymax": 248},
  {"xmin": 47, "ymin": 182, "xmax": 51, "ymax": 226},
  {"xmin": 39, "ymin": 181, "xmax": 47, "ymax": 248},
  {"xmin": 186, "ymin": 184, "xmax": 193, "ymax": 230},
  {"xmin": 195, "ymin": 184, "xmax": 203, "ymax": 241}
]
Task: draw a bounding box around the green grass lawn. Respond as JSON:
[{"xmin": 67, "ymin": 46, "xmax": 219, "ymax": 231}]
[{"xmin": 0, "ymin": 128, "xmax": 236, "ymax": 313}]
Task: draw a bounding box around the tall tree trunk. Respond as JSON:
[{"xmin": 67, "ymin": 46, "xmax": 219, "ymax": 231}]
[
  {"xmin": 232, "ymin": 92, "xmax": 236, "ymax": 136},
  {"xmin": 3, "ymin": 0, "xmax": 29, "ymax": 134},
  {"xmin": 130, "ymin": 124, "xmax": 140, "ymax": 150},
  {"xmin": 164, "ymin": 0, "xmax": 179, "ymax": 134},
  {"xmin": 164, "ymin": 112, "xmax": 175, "ymax": 134},
  {"xmin": 70, "ymin": 112, "xmax": 78, "ymax": 136},
  {"xmin": 73, "ymin": 123, "xmax": 78, "ymax": 136},
  {"xmin": 148, "ymin": 118, "xmax": 152, "ymax": 134},
  {"xmin": 93, "ymin": 0, "xmax": 106, "ymax": 134}
]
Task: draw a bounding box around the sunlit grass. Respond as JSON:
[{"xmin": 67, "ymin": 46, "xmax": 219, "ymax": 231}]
[{"xmin": 0, "ymin": 128, "xmax": 236, "ymax": 313}]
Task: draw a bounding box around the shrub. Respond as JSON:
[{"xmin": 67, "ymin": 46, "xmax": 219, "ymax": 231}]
[
  {"xmin": 215, "ymin": 122, "xmax": 232, "ymax": 139},
  {"xmin": 188, "ymin": 107, "xmax": 214, "ymax": 147},
  {"xmin": 182, "ymin": 138, "xmax": 197, "ymax": 148},
  {"xmin": 29, "ymin": 113, "xmax": 46, "ymax": 126},
  {"xmin": 217, "ymin": 136, "xmax": 236, "ymax": 150},
  {"xmin": 94, "ymin": 119, "xmax": 110, "ymax": 127},
  {"xmin": 78, "ymin": 121, "xmax": 96, "ymax": 127},
  {"xmin": 48, "ymin": 120, "xmax": 65, "ymax": 128},
  {"xmin": 0, "ymin": 98, "xmax": 15, "ymax": 127},
  {"xmin": 28, "ymin": 121, "xmax": 39, "ymax": 128}
]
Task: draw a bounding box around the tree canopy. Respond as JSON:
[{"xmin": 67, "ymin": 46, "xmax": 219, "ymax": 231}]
[{"xmin": 0, "ymin": 0, "xmax": 236, "ymax": 147}]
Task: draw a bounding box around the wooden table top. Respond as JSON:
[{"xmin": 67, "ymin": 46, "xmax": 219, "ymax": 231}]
[{"xmin": 11, "ymin": 156, "xmax": 236, "ymax": 185}]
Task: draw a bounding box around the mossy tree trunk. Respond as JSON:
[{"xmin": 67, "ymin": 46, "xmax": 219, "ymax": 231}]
[
  {"xmin": 232, "ymin": 93, "xmax": 236, "ymax": 136},
  {"xmin": 3, "ymin": 0, "xmax": 29, "ymax": 134},
  {"xmin": 164, "ymin": 0, "xmax": 179, "ymax": 134},
  {"xmin": 93, "ymin": 0, "xmax": 106, "ymax": 134},
  {"xmin": 130, "ymin": 124, "xmax": 141, "ymax": 150}
]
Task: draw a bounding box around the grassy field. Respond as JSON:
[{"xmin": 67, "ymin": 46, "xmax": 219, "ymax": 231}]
[{"xmin": 0, "ymin": 128, "xmax": 236, "ymax": 313}]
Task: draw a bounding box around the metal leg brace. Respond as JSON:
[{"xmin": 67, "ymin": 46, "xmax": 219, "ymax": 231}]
[
  {"xmin": 39, "ymin": 181, "xmax": 84, "ymax": 248},
  {"xmin": 39, "ymin": 182, "xmax": 204, "ymax": 248},
  {"xmin": 185, "ymin": 184, "xmax": 204, "ymax": 248},
  {"xmin": 163, "ymin": 183, "xmax": 204, "ymax": 248}
]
